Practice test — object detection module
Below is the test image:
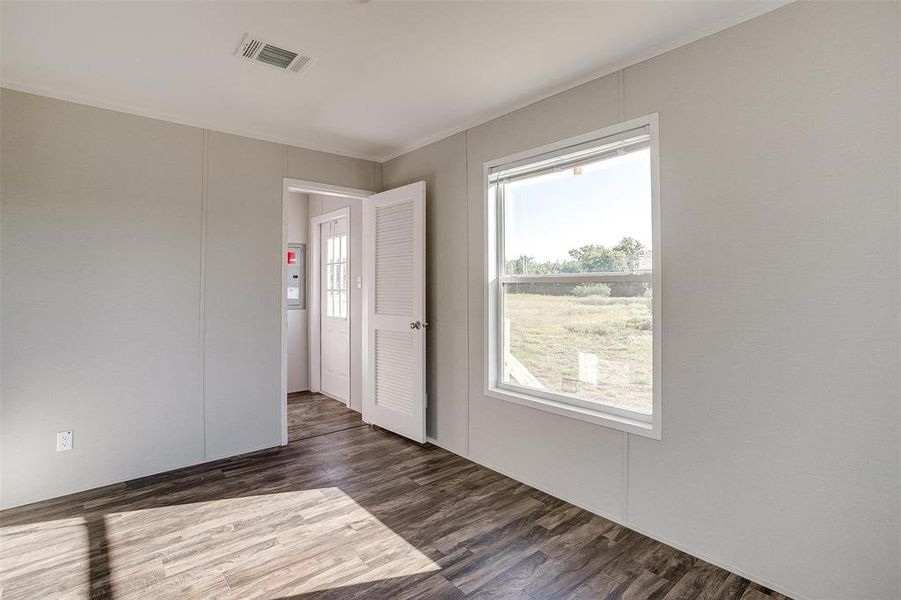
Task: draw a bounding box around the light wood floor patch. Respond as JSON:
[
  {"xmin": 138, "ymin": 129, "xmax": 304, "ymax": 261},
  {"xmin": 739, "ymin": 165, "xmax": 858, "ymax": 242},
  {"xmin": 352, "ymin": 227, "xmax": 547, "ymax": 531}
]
[{"xmin": 0, "ymin": 395, "xmax": 792, "ymax": 599}]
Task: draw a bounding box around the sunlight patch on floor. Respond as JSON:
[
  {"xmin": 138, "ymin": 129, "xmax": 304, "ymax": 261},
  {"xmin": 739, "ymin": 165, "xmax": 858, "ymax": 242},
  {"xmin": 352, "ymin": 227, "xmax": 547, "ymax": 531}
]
[
  {"xmin": 0, "ymin": 488, "xmax": 439, "ymax": 599},
  {"xmin": 1, "ymin": 515, "xmax": 90, "ymax": 595}
]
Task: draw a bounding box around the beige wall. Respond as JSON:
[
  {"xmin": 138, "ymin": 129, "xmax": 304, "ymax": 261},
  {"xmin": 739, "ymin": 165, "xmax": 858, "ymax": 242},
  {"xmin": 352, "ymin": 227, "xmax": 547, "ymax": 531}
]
[
  {"xmin": 382, "ymin": 3, "xmax": 900, "ymax": 599},
  {"xmin": 0, "ymin": 89, "xmax": 380, "ymax": 507},
  {"xmin": 287, "ymin": 146, "xmax": 381, "ymax": 192},
  {"xmin": 286, "ymin": 192, "xmax": 310, "ymax": 394},
  {"xmin": 1, "ymin": 89, "xmax": 205, "ymax": 509},
  {"xmin": 203, "ymin": 131, "xmax": 286, "ymax": 460}
]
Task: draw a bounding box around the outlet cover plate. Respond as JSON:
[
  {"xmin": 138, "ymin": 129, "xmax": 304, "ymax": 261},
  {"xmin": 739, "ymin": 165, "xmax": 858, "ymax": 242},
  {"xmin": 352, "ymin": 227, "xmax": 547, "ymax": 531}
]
[{"xmin": 57, "ymin": 430, "xmax": 73, "ymax": 452}]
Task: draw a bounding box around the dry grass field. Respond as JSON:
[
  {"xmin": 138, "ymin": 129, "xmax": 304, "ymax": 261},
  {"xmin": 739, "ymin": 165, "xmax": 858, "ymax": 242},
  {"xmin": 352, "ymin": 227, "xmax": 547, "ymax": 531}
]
[{"xmin": 505, "ymin": 291, "xmax": 652, "ymax": 414}]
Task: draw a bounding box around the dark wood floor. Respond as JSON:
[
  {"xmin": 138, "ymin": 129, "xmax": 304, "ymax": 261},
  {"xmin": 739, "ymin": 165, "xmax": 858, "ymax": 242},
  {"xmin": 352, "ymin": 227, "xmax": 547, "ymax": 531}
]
[
  {"xmin": 0, "ymin": 396, "xmax": 791, "ymax": 600},
  {"xmin": 288, "ymin": 392, "xmax": 364, "ymax": 443}
]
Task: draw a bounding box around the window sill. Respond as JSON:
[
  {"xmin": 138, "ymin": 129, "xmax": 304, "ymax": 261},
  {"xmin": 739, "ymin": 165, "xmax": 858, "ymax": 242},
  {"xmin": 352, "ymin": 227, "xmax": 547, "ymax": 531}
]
[{"xmin": 485, "ymin": 385, "xmax": 661, "ymax": 439}]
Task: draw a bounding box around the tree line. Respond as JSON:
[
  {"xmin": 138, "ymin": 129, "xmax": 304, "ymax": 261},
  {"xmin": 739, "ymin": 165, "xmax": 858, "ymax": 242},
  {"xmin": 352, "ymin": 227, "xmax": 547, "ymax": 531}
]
[{"xmin": 507, "ymin": 236, "xmax": 648, "ymax": 274}]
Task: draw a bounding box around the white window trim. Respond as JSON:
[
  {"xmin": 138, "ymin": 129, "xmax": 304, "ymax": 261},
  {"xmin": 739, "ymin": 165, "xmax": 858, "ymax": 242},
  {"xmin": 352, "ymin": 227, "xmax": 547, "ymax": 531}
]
[{"xmin": 483, "ymin": 114, "xmax": 663, "ymax": 440}]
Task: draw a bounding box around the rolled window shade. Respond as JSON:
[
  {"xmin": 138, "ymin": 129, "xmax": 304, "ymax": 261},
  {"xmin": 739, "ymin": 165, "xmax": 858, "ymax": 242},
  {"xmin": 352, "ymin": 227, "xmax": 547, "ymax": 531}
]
[{"xmin": 489, "ymin": 125, "xmax": 649, "ymax": 184}]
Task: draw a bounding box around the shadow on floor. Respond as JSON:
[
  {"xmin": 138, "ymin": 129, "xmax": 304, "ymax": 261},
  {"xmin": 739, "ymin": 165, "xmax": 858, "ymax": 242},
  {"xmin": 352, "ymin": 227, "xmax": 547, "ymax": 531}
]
[{"xmin": 86, "ymin": 515, "xmax": 112, "ymax": 600}]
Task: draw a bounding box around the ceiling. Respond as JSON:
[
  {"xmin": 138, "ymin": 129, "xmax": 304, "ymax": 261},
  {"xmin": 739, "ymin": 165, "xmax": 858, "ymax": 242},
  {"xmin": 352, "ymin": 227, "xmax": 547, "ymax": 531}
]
[{"xmin": 1, "ymin": 1, "xmax": 786, "ymax": 162}]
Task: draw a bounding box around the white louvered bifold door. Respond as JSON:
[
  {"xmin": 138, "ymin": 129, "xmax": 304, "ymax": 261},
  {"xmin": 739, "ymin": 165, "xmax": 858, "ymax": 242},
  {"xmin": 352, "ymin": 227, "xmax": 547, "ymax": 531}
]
[{"xmin": 362, "ymin": 181, "xmax": 426, "ymax": 443}]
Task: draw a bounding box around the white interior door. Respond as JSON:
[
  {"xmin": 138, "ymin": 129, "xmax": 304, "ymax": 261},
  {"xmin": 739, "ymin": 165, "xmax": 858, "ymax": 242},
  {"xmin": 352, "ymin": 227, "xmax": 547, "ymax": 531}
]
[
  {"xmin": 320, "ymin": 217, "xmax": 350, "ymax": 402},
  {"xmin": 363, "ymin": 181, "xmax": 426, "ymax": 443}
]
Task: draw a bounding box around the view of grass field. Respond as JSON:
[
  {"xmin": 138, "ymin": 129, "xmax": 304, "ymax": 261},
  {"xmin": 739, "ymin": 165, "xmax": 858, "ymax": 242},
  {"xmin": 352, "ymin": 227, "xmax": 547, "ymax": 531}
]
[
  {"xmin": 504, "ymin": 289, "xmax": 652, "ymax": 414},
  {"xmin": 499, "ymin": 145, "xmax": 655, "ymax": 416}
]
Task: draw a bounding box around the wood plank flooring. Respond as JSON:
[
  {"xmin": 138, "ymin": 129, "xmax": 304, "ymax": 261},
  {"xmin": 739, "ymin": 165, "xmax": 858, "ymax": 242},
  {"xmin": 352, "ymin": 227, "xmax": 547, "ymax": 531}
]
[
  {"xmin": 0, "ymin": 396, "xmax": 792, "ymax": 600},
  {"xmin": 288, "ymin": 392, "xmax": 363, "ymax": 442}
]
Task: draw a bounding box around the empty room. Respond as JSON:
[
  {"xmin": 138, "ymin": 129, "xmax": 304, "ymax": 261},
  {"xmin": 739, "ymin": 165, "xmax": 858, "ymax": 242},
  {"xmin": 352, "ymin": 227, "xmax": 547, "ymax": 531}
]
[{"xmin": 0, "ymin": 1, "xmax": 898, "ymax": 599}]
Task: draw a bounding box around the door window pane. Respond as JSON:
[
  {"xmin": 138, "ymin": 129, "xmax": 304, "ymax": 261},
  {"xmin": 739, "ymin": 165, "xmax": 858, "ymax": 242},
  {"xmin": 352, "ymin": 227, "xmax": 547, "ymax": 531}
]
[{"xmin": 325, "ymin": 233, "xmax": 348, "ymax": 319}]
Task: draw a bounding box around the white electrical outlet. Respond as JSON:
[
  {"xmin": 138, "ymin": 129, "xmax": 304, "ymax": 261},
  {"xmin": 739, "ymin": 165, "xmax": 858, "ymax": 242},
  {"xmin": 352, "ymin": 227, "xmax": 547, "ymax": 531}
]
[{"xmin": 56, "ymin": 430, "xmax": 73, "ymax": 452}]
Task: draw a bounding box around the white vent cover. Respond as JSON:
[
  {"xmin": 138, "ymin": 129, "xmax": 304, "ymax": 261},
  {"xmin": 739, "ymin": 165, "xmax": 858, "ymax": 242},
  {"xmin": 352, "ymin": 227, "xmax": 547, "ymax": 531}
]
[{"xmin": 234, "ymin": 34, "xmax": 316, "ymax": 73}]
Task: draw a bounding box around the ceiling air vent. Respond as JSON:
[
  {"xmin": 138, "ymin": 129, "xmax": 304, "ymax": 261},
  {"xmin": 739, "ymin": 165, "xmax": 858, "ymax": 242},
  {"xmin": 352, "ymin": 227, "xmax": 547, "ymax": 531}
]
[{"xmin": 234, "ymin": 34, "xmax": 316, "ymax": 73}]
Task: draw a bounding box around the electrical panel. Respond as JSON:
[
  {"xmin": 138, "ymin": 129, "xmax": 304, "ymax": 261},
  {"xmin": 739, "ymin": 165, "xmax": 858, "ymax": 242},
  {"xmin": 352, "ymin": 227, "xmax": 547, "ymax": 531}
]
[{"xmin": 286, "ymin": 243, "xmax": 306, "ymax": 310}]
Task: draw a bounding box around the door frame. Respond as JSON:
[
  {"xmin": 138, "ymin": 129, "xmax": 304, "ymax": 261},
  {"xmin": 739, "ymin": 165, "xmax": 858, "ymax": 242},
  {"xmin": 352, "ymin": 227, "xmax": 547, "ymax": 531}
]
[
  {"xmin": 281, "ymin": 178, "xmax": 373, "ymax": 445},
  {"xmin": 310, "ymin": 207, "xmax": 350, "ymax": 403}
]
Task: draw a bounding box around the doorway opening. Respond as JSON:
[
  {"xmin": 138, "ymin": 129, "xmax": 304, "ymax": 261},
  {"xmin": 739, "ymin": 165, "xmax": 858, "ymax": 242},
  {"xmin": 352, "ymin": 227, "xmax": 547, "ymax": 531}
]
[
  {"xmin": 281, "ymin": 178, "xmax": 373, "ymax": 445},
  {"xmin": 281, "ymin": 178, "xmax": 428, "ymax": 447}
]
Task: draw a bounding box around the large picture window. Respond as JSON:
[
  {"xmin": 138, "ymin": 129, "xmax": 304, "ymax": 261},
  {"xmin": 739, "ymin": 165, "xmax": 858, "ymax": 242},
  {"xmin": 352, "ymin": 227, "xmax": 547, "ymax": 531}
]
[{"xmin": 487, "ymin": 116, "xmax": 661, "ymax": 437}]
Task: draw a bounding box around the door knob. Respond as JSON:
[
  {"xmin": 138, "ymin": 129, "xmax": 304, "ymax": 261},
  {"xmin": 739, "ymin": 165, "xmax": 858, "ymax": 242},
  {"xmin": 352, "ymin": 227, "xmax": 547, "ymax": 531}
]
[{"xmin": 410, "ymin": 321, "xmax": 429, "ymax": 330}]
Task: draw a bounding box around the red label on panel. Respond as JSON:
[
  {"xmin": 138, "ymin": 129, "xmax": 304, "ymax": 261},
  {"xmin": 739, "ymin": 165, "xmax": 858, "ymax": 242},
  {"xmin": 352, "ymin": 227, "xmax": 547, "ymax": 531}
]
[{"xmin": 287, "ymin": 251, "xmax": 297, "ymax": 264}]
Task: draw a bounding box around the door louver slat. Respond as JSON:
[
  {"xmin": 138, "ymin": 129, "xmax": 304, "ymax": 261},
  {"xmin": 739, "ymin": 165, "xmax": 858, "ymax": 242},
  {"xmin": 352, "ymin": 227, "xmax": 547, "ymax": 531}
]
[
  {"xmin": 375, "ymin": 201, "xmax": 414, "ymax": 316},
  {"xmin": 375, "ymin": 330, "xmax": 415, "ymax": 414}
]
